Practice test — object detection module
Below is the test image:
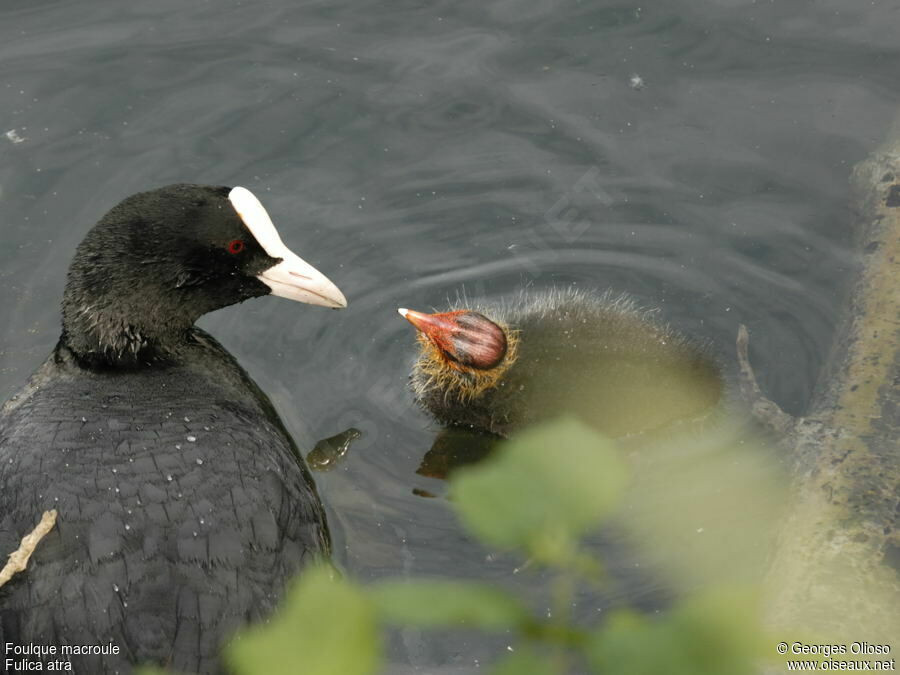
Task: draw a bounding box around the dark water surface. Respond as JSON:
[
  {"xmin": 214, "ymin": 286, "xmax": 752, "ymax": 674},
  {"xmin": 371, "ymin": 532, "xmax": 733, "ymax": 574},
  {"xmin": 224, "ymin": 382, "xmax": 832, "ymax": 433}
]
[{"xmin": 2, "ymin": 0, "xmax": 898, "ymax": 670}]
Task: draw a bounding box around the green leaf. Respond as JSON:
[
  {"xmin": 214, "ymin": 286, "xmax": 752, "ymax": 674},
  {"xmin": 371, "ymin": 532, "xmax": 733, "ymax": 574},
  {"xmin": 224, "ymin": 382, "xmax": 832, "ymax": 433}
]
[
  {"xmin": 371, "ymin": 579, "xmax": 531, "ymax": 631},
  {"xmin": 226, "ymin": 564, "xmax": 381, "ymax": 675},
  {"xmin": 620, "ymin": 426, "xmax": 787, "ymax": 587},
  {"xmin": 450, "ymin": 417, "xmax": 626, "ymax": 560},
  {"xmin": 490, "ymin": 647, "xmax": 561, "ymax": 675},
  {"xmin": 586, "ymin": 589, "xmax": 763, "ymax": 675}
]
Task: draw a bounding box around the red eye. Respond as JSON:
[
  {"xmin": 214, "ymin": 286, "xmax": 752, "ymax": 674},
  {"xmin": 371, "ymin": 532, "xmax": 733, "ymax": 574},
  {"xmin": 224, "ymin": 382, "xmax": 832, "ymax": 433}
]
[{"xmin": 228, "ymin": 239, "xmax": 245, "ymax": 255}]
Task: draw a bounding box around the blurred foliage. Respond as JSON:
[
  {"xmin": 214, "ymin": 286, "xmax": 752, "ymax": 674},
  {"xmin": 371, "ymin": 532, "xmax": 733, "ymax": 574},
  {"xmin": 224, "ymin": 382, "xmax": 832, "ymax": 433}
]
[
  {"xmin": 226, "ymin": 565, "xmax": 381, "ymax": 675},
  {"xmin": 370, "ymin": 580, "xmax": 530, "ymax": 631},
  {"xmin": 588, "ymin": 590, "xmax": 764, "ymax": 675},
  {"xmin": 621, "ymin": 426, "xmax": 787, "ymax": 588},
  {"xmin": 491, "ymin": 647, "xmax": 562, "ymax": 675},
  {"xmin": 147, "ymin": 417, "xmax": 771, "ymax": 675},
  {"xmin": 451, "ymin": 417, "xmax": 627, "ymax": 566}
]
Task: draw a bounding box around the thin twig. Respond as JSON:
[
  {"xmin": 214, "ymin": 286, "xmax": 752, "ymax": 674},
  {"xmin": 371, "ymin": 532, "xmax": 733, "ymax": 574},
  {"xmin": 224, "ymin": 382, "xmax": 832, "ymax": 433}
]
[{"xmin": 0, "ymin": 509, "xmax": 58, "ymax": 588}]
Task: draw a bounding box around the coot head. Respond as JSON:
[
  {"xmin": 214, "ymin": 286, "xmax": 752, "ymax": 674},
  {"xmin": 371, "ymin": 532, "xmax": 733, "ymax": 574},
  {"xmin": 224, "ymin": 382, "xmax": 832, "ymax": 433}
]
[
  {"xmin": 62, "ymin": 184, "xmax": 346, "ymax": 366},
  {"xmin": 397, "ymin": 307, "xmax": 518, "ymax": 401}
]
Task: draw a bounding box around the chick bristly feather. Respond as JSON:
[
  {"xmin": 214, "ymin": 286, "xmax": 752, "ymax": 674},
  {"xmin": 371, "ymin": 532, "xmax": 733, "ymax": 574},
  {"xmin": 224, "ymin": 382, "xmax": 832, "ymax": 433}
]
[
  {"xmin": 410, "ymin": 316, "xmax": 520, "ymax": 404},
  {"xmin": 401, "ymin": 288, "xmax": 723, "ymax": 438}
]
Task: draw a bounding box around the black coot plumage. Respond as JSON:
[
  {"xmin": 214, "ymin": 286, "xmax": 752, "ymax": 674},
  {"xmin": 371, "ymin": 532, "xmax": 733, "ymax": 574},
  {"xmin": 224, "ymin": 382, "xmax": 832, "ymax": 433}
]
[
  {"xmin": 399, "ymin": 288, "xmax": 723, "ymax": 438},
  {"xmin": 0, "ymin": 184, "xmax": 346, "ymax": 673}
]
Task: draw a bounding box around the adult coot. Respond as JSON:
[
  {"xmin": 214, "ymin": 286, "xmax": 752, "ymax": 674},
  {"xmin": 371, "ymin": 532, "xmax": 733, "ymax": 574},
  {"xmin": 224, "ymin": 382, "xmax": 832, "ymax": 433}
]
[
  {"xmin": 399, "ymin": 288, "xmax": 723, "ymax": 438},
  {"xmin": 0, "ymin": 184, "xmax": 346, "ymax": 673}
]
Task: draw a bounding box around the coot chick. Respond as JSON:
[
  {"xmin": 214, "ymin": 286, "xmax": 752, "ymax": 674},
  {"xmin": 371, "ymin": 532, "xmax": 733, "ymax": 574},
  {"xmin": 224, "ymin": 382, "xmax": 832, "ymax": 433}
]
[
  {"xmin": 0, "ymin": 185, "xmax": 346, "ymax": 674},
  {"xmin": 399, "ymin": 288, "xmax": 722, "ymax": 438}
]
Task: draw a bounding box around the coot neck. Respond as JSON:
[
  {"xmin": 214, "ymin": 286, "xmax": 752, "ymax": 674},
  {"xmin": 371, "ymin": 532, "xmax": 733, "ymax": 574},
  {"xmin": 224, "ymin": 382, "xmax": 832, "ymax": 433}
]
[{"xmin": 60, "ymin": 282, "xmax": 197, "ymax": 369}]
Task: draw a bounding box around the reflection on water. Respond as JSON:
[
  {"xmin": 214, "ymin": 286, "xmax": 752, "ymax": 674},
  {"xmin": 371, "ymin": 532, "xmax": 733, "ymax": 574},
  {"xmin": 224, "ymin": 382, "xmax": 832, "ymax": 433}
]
[
  {"xmin": 416, "ymin": 427, "xmax": 498, "ymax": 482},
  {"xmin": 1, "ymin": 0, "xmax": 898, "ymax": 669}
]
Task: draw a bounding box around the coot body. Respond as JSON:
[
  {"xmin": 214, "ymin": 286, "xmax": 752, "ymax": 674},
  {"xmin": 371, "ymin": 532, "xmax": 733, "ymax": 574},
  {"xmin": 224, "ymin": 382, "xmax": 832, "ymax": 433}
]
[{"xmin": 0, "ymin": 184, "xmax": 346, "ymax": 673}]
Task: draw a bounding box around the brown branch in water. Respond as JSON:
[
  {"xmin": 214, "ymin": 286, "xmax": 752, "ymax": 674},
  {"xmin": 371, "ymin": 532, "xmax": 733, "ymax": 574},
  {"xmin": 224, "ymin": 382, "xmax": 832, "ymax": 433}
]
[
  {"xmin": 0, "ymin": 509, "xmax": 58, "ymax": 588},
  {"xmin": 735, "ymin": 324, "xmax": 795, "ymax": 436}
]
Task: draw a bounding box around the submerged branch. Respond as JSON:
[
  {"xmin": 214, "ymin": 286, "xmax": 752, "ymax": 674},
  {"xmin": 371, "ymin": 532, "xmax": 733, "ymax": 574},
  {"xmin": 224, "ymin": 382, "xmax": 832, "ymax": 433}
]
[
  {"xmin": 735, "ymin": 324, "xmax": 795, "ymax": 437},
  {"xmin": 763, "ymin": 118, "xmax": 900, "ymax": 641}
]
